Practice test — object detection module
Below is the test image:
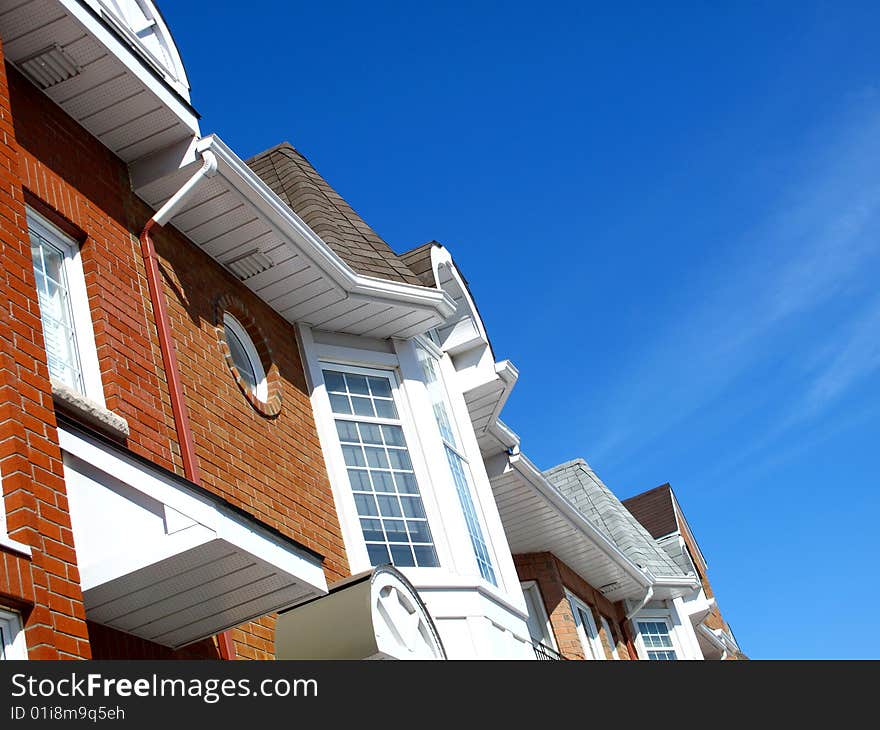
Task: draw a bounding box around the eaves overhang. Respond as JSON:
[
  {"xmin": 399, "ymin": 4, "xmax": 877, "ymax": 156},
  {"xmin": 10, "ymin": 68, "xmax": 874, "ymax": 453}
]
[
  {"xmin": 58, "ymin": 418, "xmax": 328, "ymax": 649},
  {"xmin": 486, "ymin": 451, "xmax": 651, "ymax": 602},
  {"xmin": 0, "ymin": 0, "xmax": 200, "ymax": 163},
  {"xmin": 133, "ymin": 135, "xmax": 456, "ymax": 338}
]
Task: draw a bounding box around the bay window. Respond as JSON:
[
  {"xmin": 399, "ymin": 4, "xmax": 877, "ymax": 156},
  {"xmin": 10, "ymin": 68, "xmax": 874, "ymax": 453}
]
[
  {"xmin": 417, "ymin": 347, "xmax": 496, "ymax": 585},
  {"xmin": 323, "ymin": 367, "xmax": 439, "ymax": 568}
]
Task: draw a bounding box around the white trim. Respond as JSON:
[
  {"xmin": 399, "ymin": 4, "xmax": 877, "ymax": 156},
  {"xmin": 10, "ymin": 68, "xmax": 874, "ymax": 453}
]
[
  {"xmin": 566, "ymin": 590, "xmax": 606, "ymax": 660},
  {"xmin": 57, "ymin": 425, "xmax": 327, "ymax": 593},
  {"xmin": 26, "ymin": 208, "xmax": 105, "ymax": 407},
  {"xmin": 0, "ymin": 607, "xmax": 28, "ymax": 660},
  {"xmin": 632, "ymin": 614, "xmax": 680, "ymax": 661},
  {"xmin": 192, "ymin": 137, "xmax": 455, "ymax": 327},
  {"xmin": 222, "ymin": 312, "xmax": 268, "ymax": 402},
  {"xmin": 62, "ymin": 0, "xmax": 199, "ymax": 127},
  {"xmin": 521, "ymin": 580, "xmax": 557, "ymax": 651}
]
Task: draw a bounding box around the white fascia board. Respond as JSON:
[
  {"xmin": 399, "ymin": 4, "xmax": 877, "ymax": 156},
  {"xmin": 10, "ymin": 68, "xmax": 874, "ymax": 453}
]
[
  {"xmin": 649, "ymin": 574, "xmax": 702, "ymax": 596},
  {"xmin": 697, "ymin": 622, "xmax": 728, "ymax": 653},
  {"xmin": 507, "ymin": 452, "xmax": 652, "ymax": 589},
  {"xmin": 60, "ymin": 0, "xmax": 199, "ymax": 134},
  {"xmin": 489, "ymin": 418, "xmax": 520, "ymax": 452},
  {"xmin": 57, "ymin": 426, "xmax": 327, "ymax": 592},
  {"xmin": 194, "ymin": 135, "xmax": 456, "ymax": 321}
]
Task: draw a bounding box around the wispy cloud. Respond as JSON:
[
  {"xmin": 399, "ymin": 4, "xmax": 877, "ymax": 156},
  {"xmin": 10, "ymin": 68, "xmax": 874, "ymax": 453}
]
[{"xmin": 588, "ymin": 101, "xmax": 880, "ymax": 473}]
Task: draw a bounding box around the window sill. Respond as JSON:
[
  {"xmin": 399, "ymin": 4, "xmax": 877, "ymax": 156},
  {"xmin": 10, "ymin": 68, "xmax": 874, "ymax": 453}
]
[{"xmin": 50, "ymin": 379, "xmax": 130, "ymax": 441}]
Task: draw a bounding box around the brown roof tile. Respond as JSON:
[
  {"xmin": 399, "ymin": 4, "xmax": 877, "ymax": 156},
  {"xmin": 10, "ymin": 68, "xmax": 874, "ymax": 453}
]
[
  {"xmin": 621, "ymin": 483, "xmax": 679, "ymax": 539},
  {"xmin": 246, "ymin": 143, "xmax": 423, "ymax": 286}
]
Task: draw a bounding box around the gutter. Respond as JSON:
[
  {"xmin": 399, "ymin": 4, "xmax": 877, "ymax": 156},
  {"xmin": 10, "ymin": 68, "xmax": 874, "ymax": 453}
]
[
  {"xmin": 509, "ymin": 453, "xmax": 653, "ymax": 592},
  {"xmin": 193, "ymin": 135, "xmax": 456, "ymax": 320},
  {"xmin": 138, "ymin": 150, "xmax": 240, "ymax": 659}
]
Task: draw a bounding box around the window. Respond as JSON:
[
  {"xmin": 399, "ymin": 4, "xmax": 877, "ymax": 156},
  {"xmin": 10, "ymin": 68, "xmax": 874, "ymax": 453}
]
[
  {"xmin": 417, "ymin": 347, "xmax": 496, "ymax": 585},
  {"xmin": 521, "ymin": 582, "xmax": 556, "ymax": 649},
  {"xmin": 600, "ymin": 616, "xmax": 621, "ymax": 660},
  {"xmin": 223, "ymin": 312, "xmax": 267, "ymax": 401},
  {"xmin": 637, "ymin": 619, "xmax": 678, "ymax": 660},
  {"xmin": 27, "ymin": 209, "xmax": 102, "ymax": 401},
  {"xmin": 324, "ymin": 367, "xmax": 439, "ymax": 569},
  {"xmin": 567, "ymin": 592, "xmax": 605, "ymax": 660},
  {"xmin": 0, "ymin": 608, "xmax": 26, "ymax": 660}
]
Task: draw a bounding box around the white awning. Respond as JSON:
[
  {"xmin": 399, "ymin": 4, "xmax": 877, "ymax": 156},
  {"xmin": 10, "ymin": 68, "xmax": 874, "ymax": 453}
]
[
  {"xmin": 275, "ymin": 566, "xmax": 446, "ymax": 660},
  {"xmin": 59, "ymin": 422, "xmax": 327, "ymax": 649},
  {"xmin": 0, "ymin": 0, "xmax": 199, "ymax": 163}
]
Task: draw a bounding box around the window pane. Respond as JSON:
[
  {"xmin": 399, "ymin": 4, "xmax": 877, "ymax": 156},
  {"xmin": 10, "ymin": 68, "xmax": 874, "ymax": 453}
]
[
  {"xmin": 367, "ymin": 377, "xmax": 392, "ymax": 398},
  {"xmin": 367, "ymin": 544, "xmax": 391, "ymax": 565},
  {"xmin": 225, "ymin": 323, "xmax": 258, "ymax": 390},
  {"xmin": 29, "ymin": 229, "xmax": 84, "ymax": 393},
  {"xmin": 413, "ymin": 545, "xmax": 439, "ymax": 567},
  {"xmin": 445, "ymin": 446, "xmax": 496, "ymax": 584},
  {"xmin": 323, "ymin": 370, "xmax": 346, "ymax": 393},
  {"xmin": 374, "ymin": 399, "xmax": 397, "ymax": 418},
  {"xmin": 330, "ymin": 375, "xmax": 438, "ymax": 571},
  {"xmin": 389, "ymin": 544, "xmax": 415, "ymax": 567},
  {"xmin": 345, "ymin": 374, "xmax": 370, "ymax": 395}
]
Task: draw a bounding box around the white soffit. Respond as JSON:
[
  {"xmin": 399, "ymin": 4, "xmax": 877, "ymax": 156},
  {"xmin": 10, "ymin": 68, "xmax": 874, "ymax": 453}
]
[
  {"xmin": 486, "ymin": 452, "xmax": 648, "ymax": 603},
  {"xmin": 275, "ymin": 566, "xmax": 446, "ymax": 660},
  {"xmin": 59, "ymin": 425, "xmax": 327, "ymax": 649},
  {"xmin": 133, "ymin": 135, "xmax": 456, "ymax": 339},
  {"xmin": 0, "ymin": 0, "xmax": 199, "ymax": 163}
]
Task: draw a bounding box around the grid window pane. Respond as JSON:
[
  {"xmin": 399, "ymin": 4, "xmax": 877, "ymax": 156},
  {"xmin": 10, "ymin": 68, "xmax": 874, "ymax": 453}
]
[
  {"xmin": 29, "ymin": 229, "xmax": 84, "ymax": 392},
  {"xmin": 325, "ymin": 368, "xmax": 438, "ymax": 570},
  {"xmin": 416, "ymin": 347, "xmax": 497, "ymax": 585},
  {"xmin": 637, "ymin": 621, "xmax": 677, "ymax": 660}
]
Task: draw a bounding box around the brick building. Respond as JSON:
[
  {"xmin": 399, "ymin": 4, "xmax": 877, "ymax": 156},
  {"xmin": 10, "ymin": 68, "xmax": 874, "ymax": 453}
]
[{"xmin": 0, "ymin": 1, "xmax": 742, "ymax": 661}]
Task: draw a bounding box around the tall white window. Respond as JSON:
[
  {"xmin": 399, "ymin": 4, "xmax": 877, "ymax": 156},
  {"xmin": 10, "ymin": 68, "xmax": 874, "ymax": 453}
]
[
  {"xmin": 637, "ymin": 619, "xmax": 678, "ymax": 660},
  {"xmin": 0, "ymin": 608, "xmax": 26, "ymax": 660},
  {"xmin": 417, "ymin": 347, "xmax": 496, "ymax": 585},
  {"xmin": 567, "ymin": 592, "xmax": 605, "ymax": 660},
  {"xmin": 27, "ymin": 209, "xmax": 102, "ymax": 402},
  {"xmin": 324, "ymin": 367, "xmax": 439, "ymax": 568},
  {"xmin": 521, "ymin": 581, "xmax": 556, "ymax": 649}
]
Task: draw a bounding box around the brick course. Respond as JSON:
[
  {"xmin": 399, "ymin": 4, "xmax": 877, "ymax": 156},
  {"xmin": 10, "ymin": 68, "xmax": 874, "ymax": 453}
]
[
  {"xmin": 514, "ymin": 552, "xmax": 635, "ymax": 661},
  {"xmin": 0, "ymin": 40, "xmax": 348, "ymax": 659}
]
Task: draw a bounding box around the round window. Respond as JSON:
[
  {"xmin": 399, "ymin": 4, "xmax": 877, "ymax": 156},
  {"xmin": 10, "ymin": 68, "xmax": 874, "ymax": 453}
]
[{"xmin": 222, "ymin": 312, "xmax": 267, "ymax": 402}]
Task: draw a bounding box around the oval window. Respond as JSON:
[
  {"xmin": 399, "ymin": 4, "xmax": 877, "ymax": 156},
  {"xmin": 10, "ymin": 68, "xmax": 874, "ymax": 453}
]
[{"xmin": 223, "ymin": 312, "xmax": 267, "ymax": 402}]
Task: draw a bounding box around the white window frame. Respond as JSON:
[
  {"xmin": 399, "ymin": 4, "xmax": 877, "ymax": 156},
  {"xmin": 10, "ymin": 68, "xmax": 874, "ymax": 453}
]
[
  {"xmin": 600, "ymin": 615, "xmax": 621, "ymax": 660},
  {"xmin": 222, "ymin": 312, "xmax": 268, "ymax": 402},
  {"xmin": 313, "ymin": 360, "xmax": 453, "ymax": 573},
  {"xmin": 566, "ymin": 591, "xmax": 606, "ymax": 660},
  {"xmin": 521, "ymin": 581, "xmax": 557, "ymax": 651},
  {"xmin": 27, "ymin": 207, "xmax": 104, "ymax": 405},
  {"xmin": 633, "ymin": 615, "xmax": 681, "ymax": 661},
  {"xmin": 0, "ymin": 607, "xmax": 27, "ymax": 660},
  {"xmin": 416, "ymin": 342, "xmax": 498, "ymax": 585}
]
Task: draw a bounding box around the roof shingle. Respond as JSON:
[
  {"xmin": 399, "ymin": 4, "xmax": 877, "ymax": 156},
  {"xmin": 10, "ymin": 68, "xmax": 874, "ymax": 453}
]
[{"xmin": 246, "ymin": 143, "xmax": 423, "ymax": 286}]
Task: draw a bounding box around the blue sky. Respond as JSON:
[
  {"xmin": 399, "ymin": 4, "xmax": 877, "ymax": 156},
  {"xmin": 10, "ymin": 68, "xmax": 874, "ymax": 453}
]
[{"xmin": 162, "ymin": 1, "xmax": 880, "ymax": 658}]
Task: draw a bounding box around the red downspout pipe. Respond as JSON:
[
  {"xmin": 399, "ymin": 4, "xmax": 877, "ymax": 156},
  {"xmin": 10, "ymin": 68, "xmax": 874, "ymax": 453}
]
[{"xmin": 138, "ymin": 150, "xmax": 235, "ymax": 659}]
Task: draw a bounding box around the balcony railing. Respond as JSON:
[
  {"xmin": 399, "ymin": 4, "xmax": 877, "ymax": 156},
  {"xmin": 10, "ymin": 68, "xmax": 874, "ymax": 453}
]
[{"xmin": 531, "ymin": 640, "xmax": 565, "ymax": 660}]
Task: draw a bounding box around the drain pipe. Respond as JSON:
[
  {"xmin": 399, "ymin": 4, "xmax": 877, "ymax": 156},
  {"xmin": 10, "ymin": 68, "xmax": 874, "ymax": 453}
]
[
  {"xmin": 139, "ymin": 150, "xmax": 237, "ymax": 659},
  {"xmin": 138, "ymin": 150, "xmax": 217, "ymax": 487},
  {"xmin": 624, "ymin": 582, "xmax": 654, "ymax": 661}
]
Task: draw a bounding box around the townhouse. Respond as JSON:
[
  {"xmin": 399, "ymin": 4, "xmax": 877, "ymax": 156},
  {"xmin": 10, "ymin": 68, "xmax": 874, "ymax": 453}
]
[{"xmin": 0, "ymin": 0, "xmax": 742, "ymax": 661}]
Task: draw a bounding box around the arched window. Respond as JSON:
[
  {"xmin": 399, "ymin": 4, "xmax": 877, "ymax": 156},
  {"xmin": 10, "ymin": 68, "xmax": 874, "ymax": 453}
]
[{"xmin": 223, "ymin": 312, "xmax": 267, "ymax": 402}]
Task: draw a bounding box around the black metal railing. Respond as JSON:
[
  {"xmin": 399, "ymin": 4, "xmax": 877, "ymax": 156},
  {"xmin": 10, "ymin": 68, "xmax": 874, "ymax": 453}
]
[{"xmin": 531, "ymin": 640, "xmax": 565, "ymax": 660}]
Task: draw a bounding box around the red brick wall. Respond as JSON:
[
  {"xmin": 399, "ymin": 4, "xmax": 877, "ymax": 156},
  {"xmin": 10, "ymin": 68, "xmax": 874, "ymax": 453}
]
[
  {"xmin": 0, "ymin": 40, "xmax": 91, "ymax": 659},
  {"xmin": 1, "ymin": 49, "xmax": 348, "ymax": 659},
  {"xmin": 514, "ymin": 552, "xmax": 634, "ymax": 661}
]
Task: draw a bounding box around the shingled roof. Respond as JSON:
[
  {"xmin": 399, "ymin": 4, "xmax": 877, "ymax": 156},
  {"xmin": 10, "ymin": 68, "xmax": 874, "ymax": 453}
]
[
  {"xmin": 246, "ymin": 143, "xmax": 423, "ymax": 286},
  {"xmin": 399, "ymin": 241, "xmax": 439, "ymax": 287},
  {"xmin": 622, "ymin": 484, "xmax": 679, "ymax": 540},
  {"xmin": 544, "ymin": 459, "xmax": 687, "ymax": 579}
]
